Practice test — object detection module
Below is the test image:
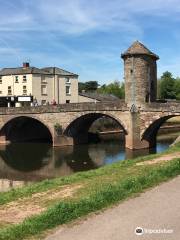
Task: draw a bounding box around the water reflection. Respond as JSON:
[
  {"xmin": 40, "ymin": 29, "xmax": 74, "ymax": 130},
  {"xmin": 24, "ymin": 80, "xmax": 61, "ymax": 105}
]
[
  {"xmin": 0, "ymin": 143, "xmax": 51, "ymax": 172},
  {"xmin": 0, "ymin": 133, "xmax": 178, "ymax": 192}
]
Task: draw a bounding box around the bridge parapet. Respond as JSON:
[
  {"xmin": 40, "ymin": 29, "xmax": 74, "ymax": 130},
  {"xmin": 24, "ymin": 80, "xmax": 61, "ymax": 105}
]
[
  {"xmin": 140, "ymin": 102, "xmax": 180, "ymax": 113},
  {"xmin": 0, "ymin": 101, "xmax": 128, "ymax": 115},
  {"xmin": 0, "ymin": 101, "xmax": 179, "ymax": 115}
]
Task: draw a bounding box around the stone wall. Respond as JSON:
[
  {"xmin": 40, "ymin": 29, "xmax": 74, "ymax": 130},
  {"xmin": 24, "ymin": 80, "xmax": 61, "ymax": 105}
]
[{"xmin": 123, "ymin": 55, "xmax": 157, "ymax": 106}]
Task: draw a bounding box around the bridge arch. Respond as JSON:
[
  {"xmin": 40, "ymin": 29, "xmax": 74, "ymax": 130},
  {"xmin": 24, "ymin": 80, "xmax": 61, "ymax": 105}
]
[
  {"xmin": 141, "ymin": 114, "xmax": 180, "ymax": 148},
  {"xmin": 64, "ymin": 113, "xmax": 127, "ymax": 145},
  {"xmin": 0, "ymin": 116, "xmax": 53, "ymax": 144}
]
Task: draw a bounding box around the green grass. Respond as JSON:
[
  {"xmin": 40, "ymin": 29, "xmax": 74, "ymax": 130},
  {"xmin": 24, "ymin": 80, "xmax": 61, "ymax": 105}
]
[{"xmin": 0, "ymin": 143, "xmax": 179, "ymax": 240}]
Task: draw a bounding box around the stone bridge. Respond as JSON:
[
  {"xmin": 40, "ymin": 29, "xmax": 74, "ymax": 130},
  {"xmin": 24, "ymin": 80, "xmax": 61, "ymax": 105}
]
[
  {"xmin": 0, "ymin": 41, "xmax": 179, "ymax": 150},
  {"xmin": 0, "ymin": 101, "xmax": 179, "ymax": 150}
]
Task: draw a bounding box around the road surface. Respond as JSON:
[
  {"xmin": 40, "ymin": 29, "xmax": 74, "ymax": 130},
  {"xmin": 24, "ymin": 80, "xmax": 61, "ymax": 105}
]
[{"xmin": 46, "ymin": 176, "xmax": 180, "ymax": 240}]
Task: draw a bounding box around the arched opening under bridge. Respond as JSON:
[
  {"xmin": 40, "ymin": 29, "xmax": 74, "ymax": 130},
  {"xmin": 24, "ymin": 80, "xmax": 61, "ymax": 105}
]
[
  {"xmin": 142, "ymin": 115, "xmax": 180, "ymax": 150},
  {"xmin": 0, "ymin": 116, "xmax": 53, "ymax": 144},
  {"xmin": 64, "ymin": 113, "xmax": 127, "ymax": 145}
]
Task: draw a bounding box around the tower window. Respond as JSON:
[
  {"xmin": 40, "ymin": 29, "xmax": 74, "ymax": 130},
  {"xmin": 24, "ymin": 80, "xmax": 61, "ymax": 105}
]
[
  {"xmin": 145, "ymin": 92, "xmax": 149, "ymax": 102},
  {"xmin": 151, "ymin": 81, "xmax": 154, "ymax": 90}
]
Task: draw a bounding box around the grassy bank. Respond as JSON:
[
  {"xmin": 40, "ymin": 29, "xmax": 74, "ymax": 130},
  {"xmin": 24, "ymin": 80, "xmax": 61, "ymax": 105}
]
[{"xmin": 0, "ymin": 144, "xmax": 180, "ymax": 240}]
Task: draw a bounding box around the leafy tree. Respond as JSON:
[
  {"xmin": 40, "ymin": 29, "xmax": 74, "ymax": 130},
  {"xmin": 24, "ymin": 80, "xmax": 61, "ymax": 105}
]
[
  {"xmin": 78, "ymin": 81, "xmax": 98, "ymax": 92},
  {"xmin": 78, "ymin": 82, "xmax": 86, "ymax": 93},
  {"xmin": 85, "ymin": 81, "xmax": 99, "ymax": 91},
  {"xmin": 159, "ymin": 71, "xmax": 176, "ymax": 99},
  {"xmin": 157, "ymin": 78, "xmax": 161, "ymax": 99},
  {"xmin": 98, "ymin": 81, "xmax": 125, "ymax": 99},
  {"xmin": 174, "ymin": 77, "xmax": 180, "ymax": 100}
]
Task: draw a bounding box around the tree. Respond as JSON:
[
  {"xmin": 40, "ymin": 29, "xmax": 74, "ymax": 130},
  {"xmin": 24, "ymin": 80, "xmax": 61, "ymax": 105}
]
[
  {"xmin": 78, "ymin": 81, "xmax": 98, "ymax": 92},
  {"xmin": 174, "ymin": 77, "xmax": 180, "ymax": 100},
  {"xmin": 97, "ymin": 81, "xmax": 125, "ymax": 99},
  {"xmin": 157, "ymin": 78, "xmax": 161, "ymax": 99},
  {"xmin": 85, "ymin": 81, "xmax": 99, "ymax": 91},
  {"xmin": 159, "ymin": 71, "xmax": 176, "ymax": 99},
  {"xmin": 78, "ymin": 82, "xmax": 86, "ymax": 93}
]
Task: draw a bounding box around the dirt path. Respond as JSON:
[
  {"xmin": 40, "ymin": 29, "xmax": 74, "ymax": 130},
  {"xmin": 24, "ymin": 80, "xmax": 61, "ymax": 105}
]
[
  {"xmin": 136, "ymin": 152, "xmax": 180, "ymax": 166},
  {"xmin": 46, "ymin": 175, "xmax": 180, "ymax": 240},
  {"xmin": 0, "ymin": 184, "xmax": 81, "ymax": 225}
]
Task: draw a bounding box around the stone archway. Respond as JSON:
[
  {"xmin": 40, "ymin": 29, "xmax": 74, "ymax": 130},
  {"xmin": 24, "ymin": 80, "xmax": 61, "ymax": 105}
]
[
  {"xmin": 64, "ymin": 113, "xmax": 127, "ymax": 145},
  {"xmin": 141, "ymin": 114, "xmax": 179, "ymax": 148},
  {"xmin": 0, "ymin": 116, "xmax": 53, "ymax": 144}
]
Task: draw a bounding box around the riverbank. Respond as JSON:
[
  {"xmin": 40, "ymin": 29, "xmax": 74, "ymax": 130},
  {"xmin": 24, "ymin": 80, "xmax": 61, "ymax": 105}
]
[
  {"xmin": 98, "ymin": 124, "xmax": 180, "ymax": 135},
  {"xmin": 0, "ymin": 144, "xmax": 179, "ymax": 240}
]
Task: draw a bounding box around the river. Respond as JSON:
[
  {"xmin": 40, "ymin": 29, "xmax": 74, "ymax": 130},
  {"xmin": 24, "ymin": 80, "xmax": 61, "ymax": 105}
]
[{"xmin": 0, "ymin": 132, "xmax": 179, "ymax": 192}]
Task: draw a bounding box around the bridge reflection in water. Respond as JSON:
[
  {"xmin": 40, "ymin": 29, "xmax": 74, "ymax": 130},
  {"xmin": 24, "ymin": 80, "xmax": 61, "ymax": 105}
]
[{"xmin": 0, "ymin": 133, "xmax": 176, "ymax": 192}]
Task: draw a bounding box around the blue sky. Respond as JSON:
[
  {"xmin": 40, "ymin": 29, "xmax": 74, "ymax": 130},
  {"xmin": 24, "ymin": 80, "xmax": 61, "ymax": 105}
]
[{"xmin": 0, "ymin": 0, "xmax": 180, "ymax": 84}]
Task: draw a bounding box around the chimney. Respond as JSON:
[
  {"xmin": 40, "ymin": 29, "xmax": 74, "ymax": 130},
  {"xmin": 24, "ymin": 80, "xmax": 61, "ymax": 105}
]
[{"xmin": 23, "ymin": 62, "xmax": 30, "ymax": 68}]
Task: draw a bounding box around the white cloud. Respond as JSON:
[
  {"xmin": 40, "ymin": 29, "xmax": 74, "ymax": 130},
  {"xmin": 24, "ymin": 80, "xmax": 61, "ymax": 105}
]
[
  {"xmin": 0, "ymin": 0, "xmax": 180, "ymax": 81},
  {"xmin": 0, "ymin": 0, "xmax": 180, "ymax": 34},
  {"xmin": 36, "ymin": 0, "xmax": 180, "ymax": 34},
  {"xmin": 0, "ymin": 0, "xmax": 180, "ymax": 36}
]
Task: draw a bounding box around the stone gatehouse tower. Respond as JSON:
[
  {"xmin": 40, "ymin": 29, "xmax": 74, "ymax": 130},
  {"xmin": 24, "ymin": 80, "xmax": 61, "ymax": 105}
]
[{"xmin": 121, "ymin": 41, "xmax": 159, "ymax": 106}]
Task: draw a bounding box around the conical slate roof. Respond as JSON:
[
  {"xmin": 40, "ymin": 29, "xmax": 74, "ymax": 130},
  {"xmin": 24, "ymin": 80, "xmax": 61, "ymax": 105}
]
[{"xmin": 121, "ymin": 41, "xmax": 159, "ymax": 60}]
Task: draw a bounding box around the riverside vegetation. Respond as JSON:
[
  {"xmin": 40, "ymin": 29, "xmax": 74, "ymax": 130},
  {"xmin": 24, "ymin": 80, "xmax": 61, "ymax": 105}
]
[{"xmin": 0, "ymin": 143, "xmax": 179, "ymax": 240}]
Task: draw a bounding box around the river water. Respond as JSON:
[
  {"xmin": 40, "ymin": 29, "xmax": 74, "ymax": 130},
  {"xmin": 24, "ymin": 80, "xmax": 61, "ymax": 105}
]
[{"xmin": 0, "ymin": 132, "xmax": 179, "ymax": 192}]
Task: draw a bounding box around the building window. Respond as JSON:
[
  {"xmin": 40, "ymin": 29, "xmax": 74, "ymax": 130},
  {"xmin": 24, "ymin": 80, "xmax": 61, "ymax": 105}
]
[
  {"xmin": 66, "ymin": 100, "xmax": 70, "ymax": 103},
  {"xmin": 66, "ymin": 86, "xmax": 71, "ymax": 95},
  {"xmin": 8, "ymin": 86, "xmax": 12, "ymax": 95},
  {"xmin": 0, "ymin": 77, "xmax": 2, "ymax": 84},
  {"xmin": 41, "ymin": 100, "xmax": 47, "ymax": 105},
  {"xmin": 41, "ymin": 76, "xmax": 47, "ymax": 83},
  {"xmin": 41, "ymin": 85, "xmax": 47, "ymax": 95},
  {"xmin": 0, "ymin": 91, "xmax": 2, "ymax": 94},
  {"xmin": 23, "ymin": 85, "xmax": 27, "ymax": 95},
  {"xmin": 15, "ymin": 76, "xmax": 19, "ymax": 83},
  {"xmin": 23, "ymin": 75, "xmax": 27, "ymax": 82},
  {"xmin": 65, "ymin": 77, "xmax": 70, "ymax": 84}
]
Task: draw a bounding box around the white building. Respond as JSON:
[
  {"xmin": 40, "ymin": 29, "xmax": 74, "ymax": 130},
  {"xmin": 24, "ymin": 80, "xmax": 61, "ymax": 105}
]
[{"xmin": 0, "ymin": 62, "xmax": 80, "ymax": 106}]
